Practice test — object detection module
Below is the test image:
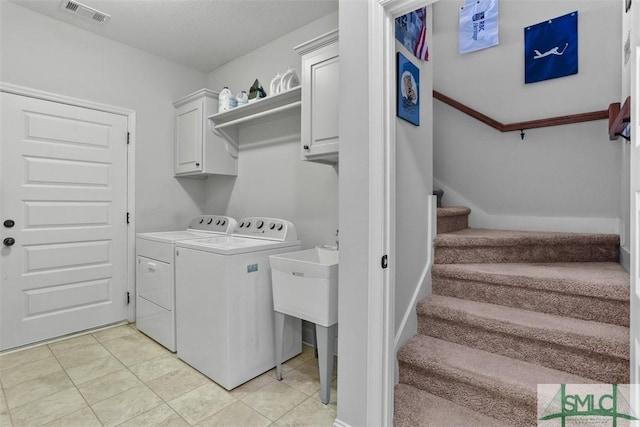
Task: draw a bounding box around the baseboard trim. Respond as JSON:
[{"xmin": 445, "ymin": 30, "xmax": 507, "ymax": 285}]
[
  {"xmin": 333, "ymin": 419, "xmax": 352, "ymax": 427},
  {"xmin": 620, "ymin": 245, "xmax": 631, "ymax": 273},
  {"xmin": 434, "ymin": 179, "xmax": 620, "ymax": 234}
]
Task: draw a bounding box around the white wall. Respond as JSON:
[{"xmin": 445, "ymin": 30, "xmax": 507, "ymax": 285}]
[
  {"xmin": 393, "ymin": 16, "xmax": 434, "ymax": 350},
  {"xmin": 432, "ymin": 0, "xmax": 622, "ymax": 233},
  {"xmin": 0, "ymin": 1, "xmax": 208, "ymax": 233},
  {"xmin": 204, "ymin": 11, "xmax": 339, "ymax": 249}
]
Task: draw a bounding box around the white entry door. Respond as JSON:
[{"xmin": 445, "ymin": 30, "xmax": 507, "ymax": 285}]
[{"xmin": 0, "ymin": 92, "xmax": 129, "ymax": 351}]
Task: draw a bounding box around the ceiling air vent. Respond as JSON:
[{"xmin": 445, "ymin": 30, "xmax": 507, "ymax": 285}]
[{"xmin": 60, "ymin": 0, "xmax": 111, "ymax": 24}]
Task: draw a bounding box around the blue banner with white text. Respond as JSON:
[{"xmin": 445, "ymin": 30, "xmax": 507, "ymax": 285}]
[{"xmin": 525, "ymin": 11, "xmax": 578, "ymax": 84}]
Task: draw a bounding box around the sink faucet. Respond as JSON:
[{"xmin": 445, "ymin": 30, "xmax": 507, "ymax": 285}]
[{"xmin": 335, "ymin": 229, "xmax": 339, "ymax": 250}]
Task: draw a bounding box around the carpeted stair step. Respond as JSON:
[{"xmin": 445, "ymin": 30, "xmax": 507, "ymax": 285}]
[
  {"xmin": 394, "ymin": 383, "xmax": 511, "ymax": 427},
  {"xmin": 437, "ymin": 207, "xmax": 471, "ymax": 233},
  {"xmin": 418, "ymin": 295, "xmax": 629, "ymax": 383},
  {"xmin": 397, "ymin": 335, "xmax": 596, "ymax": 426},
  {"xmin": 435, "ymin": 228, "xmax": 619, "ymax": 264},
  {"xmin": 432, "ymin": 262, "xmax": 629, "ymax": 326}
]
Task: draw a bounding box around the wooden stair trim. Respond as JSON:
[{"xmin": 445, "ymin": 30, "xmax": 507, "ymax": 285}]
[
  {"xmin": 433, "ymin": 90, "xmax": 609, "ymax": 133},
  {"xmin": 608, "ymin": 96, "xmax": 631, "ymax": 140}
]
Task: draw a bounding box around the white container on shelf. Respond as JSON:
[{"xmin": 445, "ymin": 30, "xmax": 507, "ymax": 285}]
[
  {"xmin": 269, "ymin": 72, "xmax": 282, "ymax": 96},
  {"xmin": 219, "ymin": 87, "xmax": 237, "ymax": 112},
  {"xmin": 236, "ymin": 90, "xmax": 248, "ymax": 107},
  {"xmin": 280, "ymin": 67, "xmax": 300, "ymax": 91}
]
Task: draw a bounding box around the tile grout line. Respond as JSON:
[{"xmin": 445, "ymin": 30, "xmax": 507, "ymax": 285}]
[
  {"xmin": 2, "ymin": 327, "xmax": 127, "ymax": 425},
  {"xmin": 93, "ymin": 327, "xmax": 205, "ymax": 426},
  {"xmin": 81, "ymin": 330, "xmax": 169, "ymax": 426},
  {"xmin": 49, "ymin": 341, "xmax": 91, "ymax": 423},
  {"xmin": 24, "ymin": 326, "xmax": 140, "ymax": 426},
  {"xmin": 1, "ymin": 379, "xmax": 16, "ymax": 427},
  {"xmin": 43, "ymin": 341, "xmax": 102, "ymax": 426}
]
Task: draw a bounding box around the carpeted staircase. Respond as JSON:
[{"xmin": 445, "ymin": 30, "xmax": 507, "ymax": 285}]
[{"xmin": 394, "ymin": 206, "xmax": 630, "ymax": 427}]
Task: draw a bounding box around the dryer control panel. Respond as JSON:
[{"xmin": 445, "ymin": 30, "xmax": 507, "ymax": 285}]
[
  {"xmin": 233, "ymin": 217, "xmax": 298, "ymax": 241},
  {"xmin": 187, "ymin": 215, "xmax": 237, "ymax": 234}
]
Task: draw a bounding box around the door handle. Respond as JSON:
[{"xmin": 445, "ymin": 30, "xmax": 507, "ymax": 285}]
[
  {"xmin": 3, "ymin": 237, "xmax": 15, "ymax": 247},
  {"xmin": 3, "ymin": 220, "xmax": 15, "ymax": 228}
]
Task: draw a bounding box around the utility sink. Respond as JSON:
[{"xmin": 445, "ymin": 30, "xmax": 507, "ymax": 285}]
[{"xmin": 269, "ymin": 247, "xmax": 338, "ymax": 327}]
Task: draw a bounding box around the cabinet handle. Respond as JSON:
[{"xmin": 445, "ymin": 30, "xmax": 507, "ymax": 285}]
[
  {"xmin": 195, "ymin": 162, "xmax": 200, "ymax": 167},
  {"xmin": 303, "ymin": 145, "xmax": 309, "ymax": 150}
]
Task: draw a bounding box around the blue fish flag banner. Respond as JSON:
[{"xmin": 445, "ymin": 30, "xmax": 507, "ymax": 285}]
[
  {"xmin": 395, "ymin": 7, "xmax": 429, "ymax": 61},
  {"xmin": 459, "ymin": 0, "xmax": 499, "ymax": 54},
  {"xmin": 525, "ymin": 11, "xmax": 578, "ymax": 84}
]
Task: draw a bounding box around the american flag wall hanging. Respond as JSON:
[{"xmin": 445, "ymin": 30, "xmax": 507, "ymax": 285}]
[{"xmin": 395, "ymin": 7, "xmax": 429, "ymax": 61}]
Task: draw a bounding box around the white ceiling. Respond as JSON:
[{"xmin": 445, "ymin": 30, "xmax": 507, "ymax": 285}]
[{"xmin": 9, "ymin": 0, "xmax": 338, "ymax": 73}]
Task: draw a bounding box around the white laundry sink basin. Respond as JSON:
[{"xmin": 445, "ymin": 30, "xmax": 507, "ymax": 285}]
[{"xmin": 270, "ymin": 247, "xmax": 338, "ymax": 327}]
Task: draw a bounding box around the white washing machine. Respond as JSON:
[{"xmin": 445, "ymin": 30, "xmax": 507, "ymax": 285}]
[
  {"xmin": 136, "ymin": 215, "xmax": 237, "ymax": 351},
  {"xmin": 175, "ymin": 217, "xmax": 302, "ymax": 390}
]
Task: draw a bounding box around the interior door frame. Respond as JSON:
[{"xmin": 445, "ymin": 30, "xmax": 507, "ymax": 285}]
[
  {"xmin": 0, "ymin": 82, "xmax": 137, "ymax": 323},
  {"xmin": 367, "ymin": 1, "xmax": 438, "ymax": 425},
  {"xmin": 631, "ymin": 43, "xmax": 640, "ymax": 417}
]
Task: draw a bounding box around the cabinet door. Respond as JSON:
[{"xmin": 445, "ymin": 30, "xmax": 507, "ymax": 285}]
[
  {"xmin": 302, "ymin": 48, "xmax": 339, "ymax": 161},
  {"xmin": 175, "ymin": 99, "xmax": 203, "ymax": 175}
]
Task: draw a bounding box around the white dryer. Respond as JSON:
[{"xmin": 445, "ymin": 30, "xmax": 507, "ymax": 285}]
[
  {"xmin": 175, "ymin": 217, "xmax": 302, "ymax": 390},
  {"xmin": 136, "ymin": 215, "xmax": 237, "ymax": 351}
]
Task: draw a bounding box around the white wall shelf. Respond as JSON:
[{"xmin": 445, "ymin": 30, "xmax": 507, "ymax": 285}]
[{"xmin": 207, "ymin": 86, "xmax": 301, "ymax": 152}]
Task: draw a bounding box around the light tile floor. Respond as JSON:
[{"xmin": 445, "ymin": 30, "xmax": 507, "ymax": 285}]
[{"xmin": 0, "ymin": 324, "xmax": 337, "ymax": 427}]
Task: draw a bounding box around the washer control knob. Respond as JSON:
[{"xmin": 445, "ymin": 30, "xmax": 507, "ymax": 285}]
[
  {"xmin": 221, "ymin": 220, "xmax": 226, "ymax": 226},
  {"xmin": 207, "ymin": 218, "xmax": 213, "ymax": 224},
  {"xmin": 277, "ymin": 224, "xmax": 284, "ymax": 231},
  {"xmin": 239, "ymin": 221, "xmax": 245, "ymax": 228},
  {"xmin": 216, "ymin": 219, "xmax": 221, "ymax": 225},
  {"xmin": 199, "ymin": 218, "xmax": 204, "ymax": 224},
  {"xmin": 257, "ymin": 220, "xmax": 264, "ymax": 229},
  {"xmin": 269, "ymin": 222, "xmax": 276, "ymax": 230},
  {"xmin": 245, "ymin": 221, "xmax": 251, "ymax": 228}
]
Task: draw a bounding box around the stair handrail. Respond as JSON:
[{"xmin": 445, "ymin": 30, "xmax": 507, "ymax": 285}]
[
  {"xmin": 608, "ymin": 96, "xmax": 631, "ymax": 141},
  {"xmin": 433, "ymin": 90, "xmax": 609, "ymax": 138}
]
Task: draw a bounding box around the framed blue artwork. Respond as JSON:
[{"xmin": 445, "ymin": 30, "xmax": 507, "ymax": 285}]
[{"xmin": 397, "ymin": 52, "xmax": 420, "ymax": 126}]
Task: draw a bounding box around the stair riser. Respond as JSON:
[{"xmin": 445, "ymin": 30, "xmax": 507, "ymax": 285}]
[
  {"xmin": 398, "ymin": 362, "xmax": 535, "ymax": 426},
  {"xmin": 433, "ymin": 276, "xmax": 630, "ymax": 327},
  {"xmin": 419, "ymin": 317, "xmax": 629, "ymax": 383},
  {"xmin": 437, "ymin": 215, "xmax": 468, "ymax": 234},
  {"xmin": 435, "ymin": 245, "xmax": 618, "ymax": 264}
]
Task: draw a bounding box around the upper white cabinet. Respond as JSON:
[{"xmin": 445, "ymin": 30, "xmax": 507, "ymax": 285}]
[
  {"xmin": 173, "ymin": 89, "xmax": 237, "ymax": 177},
  {"xmin": 295, "ymin": 29, "xmax": 339, "ymax": 164}
]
